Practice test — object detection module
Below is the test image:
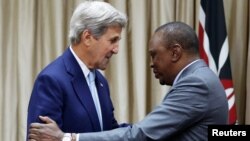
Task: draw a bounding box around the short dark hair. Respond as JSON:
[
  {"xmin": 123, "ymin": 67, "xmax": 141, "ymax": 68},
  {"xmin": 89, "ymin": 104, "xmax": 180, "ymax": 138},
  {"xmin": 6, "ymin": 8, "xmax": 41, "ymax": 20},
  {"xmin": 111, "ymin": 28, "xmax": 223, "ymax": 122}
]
[{"xmin": 155, "ymin": 21, "xmax": 199, "ymax": 54}]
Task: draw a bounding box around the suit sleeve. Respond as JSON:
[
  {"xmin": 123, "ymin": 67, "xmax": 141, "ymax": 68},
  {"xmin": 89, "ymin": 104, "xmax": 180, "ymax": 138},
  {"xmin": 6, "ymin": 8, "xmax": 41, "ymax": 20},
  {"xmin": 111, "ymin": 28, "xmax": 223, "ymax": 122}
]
[
  {"xmin": 27, "ymin": 74, "xmax": 64, "ymax": 128},
  {"xmin": 78, "ymin": 75, "xmax": 209, "ymax": 141},
  {"xmin": 137, "ymin": 75, "xmax": 209, "ymax": 140}
]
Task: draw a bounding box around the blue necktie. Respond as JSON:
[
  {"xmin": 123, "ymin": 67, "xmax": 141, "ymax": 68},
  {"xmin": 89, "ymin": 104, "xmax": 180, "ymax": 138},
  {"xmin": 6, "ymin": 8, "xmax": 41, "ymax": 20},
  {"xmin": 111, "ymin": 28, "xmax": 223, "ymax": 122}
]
[{"xmin": 88, "ymin": 71, "xmax": 103, "ymax": 130}]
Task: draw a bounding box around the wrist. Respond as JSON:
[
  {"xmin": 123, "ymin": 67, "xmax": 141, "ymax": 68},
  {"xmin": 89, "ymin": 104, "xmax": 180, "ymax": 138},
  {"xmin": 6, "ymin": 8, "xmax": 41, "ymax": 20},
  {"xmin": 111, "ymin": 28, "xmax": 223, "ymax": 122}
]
[
  {"xmin": 62, "ymin": 133, "xmax": 76, "ymax": 141},
  {"xmin": 58, "ymin": 131, "xmax": 64, "ymax": 140}
]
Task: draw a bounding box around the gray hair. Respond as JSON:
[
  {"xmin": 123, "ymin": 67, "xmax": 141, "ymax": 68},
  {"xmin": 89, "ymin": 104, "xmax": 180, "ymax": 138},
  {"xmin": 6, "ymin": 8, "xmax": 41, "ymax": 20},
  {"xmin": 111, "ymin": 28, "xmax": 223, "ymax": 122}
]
[{"xmin": 69, "ymin": 1, "xmax": 127, "ymax": 44}]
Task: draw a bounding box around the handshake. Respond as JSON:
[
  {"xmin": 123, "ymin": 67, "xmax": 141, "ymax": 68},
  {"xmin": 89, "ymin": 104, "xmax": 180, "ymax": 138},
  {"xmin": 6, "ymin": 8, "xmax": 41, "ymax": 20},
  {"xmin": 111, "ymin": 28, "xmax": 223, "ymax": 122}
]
[{"xmin": 28, "ymin": 116, "xmax": 73, "ymax": 141}]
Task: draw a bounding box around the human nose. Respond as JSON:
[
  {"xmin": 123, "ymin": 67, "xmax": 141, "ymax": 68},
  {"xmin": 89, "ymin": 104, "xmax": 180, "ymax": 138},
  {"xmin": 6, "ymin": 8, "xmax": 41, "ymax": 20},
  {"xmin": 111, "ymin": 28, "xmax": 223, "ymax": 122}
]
[
  {"xmin": 150, "ymin": 59, "xmax": 154, "ymax": 68},
  {"xmin": 150, "ymin": 62, "xmax": 153, "ymax": 68},
  {"xmin": 112, "ymin": 45, "xmax": 119, "ymax": 54}
]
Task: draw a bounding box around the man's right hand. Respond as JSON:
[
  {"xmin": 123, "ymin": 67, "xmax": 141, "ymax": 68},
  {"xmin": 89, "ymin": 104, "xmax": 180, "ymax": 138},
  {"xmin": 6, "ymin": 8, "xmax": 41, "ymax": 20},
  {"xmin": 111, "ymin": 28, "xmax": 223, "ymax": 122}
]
[{"xmin": 28, "ymin": 116, "xmax": 64, "ymax": 141}]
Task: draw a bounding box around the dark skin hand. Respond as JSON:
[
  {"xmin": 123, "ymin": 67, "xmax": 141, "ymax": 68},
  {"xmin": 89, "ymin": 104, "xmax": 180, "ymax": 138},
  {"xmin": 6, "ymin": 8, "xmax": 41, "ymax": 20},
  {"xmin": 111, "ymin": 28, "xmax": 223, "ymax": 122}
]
[{"xmin": 28, "ymin": 116, "xmax": 64, "ymax": 141}]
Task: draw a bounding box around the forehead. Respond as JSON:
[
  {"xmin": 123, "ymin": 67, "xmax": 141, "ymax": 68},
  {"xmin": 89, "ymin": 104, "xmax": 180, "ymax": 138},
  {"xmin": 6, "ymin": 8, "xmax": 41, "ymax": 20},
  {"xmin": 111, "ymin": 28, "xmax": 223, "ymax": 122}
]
[
  {"xmin": 149, "ymin": 32, "xmax": 164, "ymax": 51},
  {"xmin": 102, "ymin": 25, "xmax": 122, "ymax": 38}
]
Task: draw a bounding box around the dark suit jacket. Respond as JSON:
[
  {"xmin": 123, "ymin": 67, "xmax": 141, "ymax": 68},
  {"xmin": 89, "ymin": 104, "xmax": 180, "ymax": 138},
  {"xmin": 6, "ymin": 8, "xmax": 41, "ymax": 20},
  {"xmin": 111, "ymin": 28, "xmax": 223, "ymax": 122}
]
[
  {"xmin": 27, "ymin": 48, "xmax": 119, "ymax": 134},
  {"xmin": 78, "ymin": 59, "xmax": 229, "ymax": 141}
]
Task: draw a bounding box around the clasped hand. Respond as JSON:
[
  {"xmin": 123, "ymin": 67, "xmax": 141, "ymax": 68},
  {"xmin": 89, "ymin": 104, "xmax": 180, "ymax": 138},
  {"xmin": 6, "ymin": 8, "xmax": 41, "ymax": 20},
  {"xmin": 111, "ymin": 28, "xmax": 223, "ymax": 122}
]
[{"xmin": 28, "ymin": 116, "xmax": 64, "ymax": 141}]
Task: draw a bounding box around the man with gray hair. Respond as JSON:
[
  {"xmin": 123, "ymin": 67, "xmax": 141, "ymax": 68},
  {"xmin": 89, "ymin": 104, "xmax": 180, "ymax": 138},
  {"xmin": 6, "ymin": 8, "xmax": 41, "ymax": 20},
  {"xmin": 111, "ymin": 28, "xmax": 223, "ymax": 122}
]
[{"xmin": 27, "ymin": 1, "xmax": 127, "ymax": 140}]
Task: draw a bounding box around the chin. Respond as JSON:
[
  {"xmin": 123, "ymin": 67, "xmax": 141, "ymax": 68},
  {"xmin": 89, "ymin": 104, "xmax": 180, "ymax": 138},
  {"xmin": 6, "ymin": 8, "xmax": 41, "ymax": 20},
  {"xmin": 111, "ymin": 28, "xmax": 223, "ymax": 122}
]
[
  {"xmin": 100, "ymin": 64, "xmax": 109, "ymax": 70},
  {"xmin": 159, "ymin": 79, "xmax": 165, "ymax": 85},
  {"xmin": 99, "ymin": 67, "xmax": 106, "ymax": 70}
]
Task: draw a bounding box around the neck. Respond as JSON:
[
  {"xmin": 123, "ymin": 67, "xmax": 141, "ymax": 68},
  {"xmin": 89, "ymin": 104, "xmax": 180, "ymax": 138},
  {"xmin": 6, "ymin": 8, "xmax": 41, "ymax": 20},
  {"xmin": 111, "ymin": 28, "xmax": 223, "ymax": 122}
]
[
  {"xmin": 71, "ymin": 44, "xmax": 94, "ymax": 69},
  {"xmin": 171, "ymin": 55, "xmax": 199, "ymax": 83}
]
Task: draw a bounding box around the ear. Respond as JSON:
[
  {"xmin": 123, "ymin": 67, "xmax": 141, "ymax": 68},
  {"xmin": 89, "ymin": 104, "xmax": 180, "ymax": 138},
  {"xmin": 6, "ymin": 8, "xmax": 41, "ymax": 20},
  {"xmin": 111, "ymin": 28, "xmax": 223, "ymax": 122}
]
[
  {"xmin": 81, "ymin": 30, "xmax": 92, "ymax": 46},
  {"xmin": 171, "ymin": 44, "xmax": 182, "ymax": 62}
]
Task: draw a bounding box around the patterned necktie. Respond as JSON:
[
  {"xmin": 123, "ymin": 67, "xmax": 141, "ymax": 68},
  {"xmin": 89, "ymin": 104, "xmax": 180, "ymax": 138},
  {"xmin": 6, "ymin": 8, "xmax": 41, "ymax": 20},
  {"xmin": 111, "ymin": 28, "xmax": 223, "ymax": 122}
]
[{"xmin": 88, "ymin": 71, "xmax": 103, "ymax": 130}]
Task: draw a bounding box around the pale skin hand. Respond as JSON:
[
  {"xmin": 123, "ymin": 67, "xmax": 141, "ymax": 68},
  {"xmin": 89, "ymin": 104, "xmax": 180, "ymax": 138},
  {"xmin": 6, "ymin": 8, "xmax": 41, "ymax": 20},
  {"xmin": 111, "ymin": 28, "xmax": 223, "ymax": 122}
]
[{"xmin": 28, "ymin": 116, "xmax": 64, "ymax": 141}]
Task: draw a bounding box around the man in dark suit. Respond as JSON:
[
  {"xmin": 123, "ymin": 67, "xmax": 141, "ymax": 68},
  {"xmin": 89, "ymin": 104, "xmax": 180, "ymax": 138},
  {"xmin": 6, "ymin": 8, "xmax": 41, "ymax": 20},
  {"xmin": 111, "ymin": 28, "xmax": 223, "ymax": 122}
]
[
  {"xmin": 28, "ymin": 22, "xmax": 228, "ymax": 141},
  {"xmin": 27, "ymin": 0, "xmax": 127, "ymax": 137}
]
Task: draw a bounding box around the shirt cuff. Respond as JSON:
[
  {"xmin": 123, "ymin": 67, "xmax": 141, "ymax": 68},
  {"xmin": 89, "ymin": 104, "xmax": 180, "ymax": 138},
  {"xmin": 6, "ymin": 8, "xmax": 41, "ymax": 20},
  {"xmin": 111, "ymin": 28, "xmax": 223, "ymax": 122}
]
[
  {"xmin": 62, "ymin": 133, "xmax": 78, "ymax": 141},
  {"xmin": 76, "ymin": 133, "xmax": 79, "ymax": 141},
  {"xmin": 62, "ymin": 133, "xmax": 71, "ymax": 141}
]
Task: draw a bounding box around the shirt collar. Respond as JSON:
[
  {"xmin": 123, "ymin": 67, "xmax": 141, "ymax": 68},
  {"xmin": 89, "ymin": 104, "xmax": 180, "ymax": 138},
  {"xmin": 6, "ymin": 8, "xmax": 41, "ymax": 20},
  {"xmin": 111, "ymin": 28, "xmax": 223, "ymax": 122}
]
[
  {"xmin": 69, "ymin": 46, "xmax": 90, "ymax": 78},
  {"xmin": 173, "ymin": 59, "xmax": 199, "ymax": 85}
]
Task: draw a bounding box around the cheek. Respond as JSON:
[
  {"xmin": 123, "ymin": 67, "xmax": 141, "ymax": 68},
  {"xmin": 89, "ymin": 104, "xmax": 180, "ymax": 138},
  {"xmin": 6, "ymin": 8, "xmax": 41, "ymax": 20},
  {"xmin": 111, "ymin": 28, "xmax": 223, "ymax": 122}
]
[
  {"xmin": 97, "ymin": 47, "xmax": 109, "ymax": 57},
  {"xmin": 158, "ymin": 61, "xmax": 170, "ymax": 78},
  {"xmin": 162, "ymin": 63, "xmax": 170, "ymax": 74},
  {"xmin": 101, "ymin": 44, "xmax": 111, "ymax": 54}
]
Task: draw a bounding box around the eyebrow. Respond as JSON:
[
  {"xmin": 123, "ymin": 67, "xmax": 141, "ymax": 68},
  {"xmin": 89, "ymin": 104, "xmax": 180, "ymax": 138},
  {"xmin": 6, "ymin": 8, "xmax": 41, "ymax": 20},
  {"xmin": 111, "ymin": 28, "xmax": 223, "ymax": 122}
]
[
  {"xmin": 111, "ymin": 36, "xmax": 121, "ymax": 40},
  {"xmin": 109, "ymin": 36, "xmax": 121, "ymax": 43}
]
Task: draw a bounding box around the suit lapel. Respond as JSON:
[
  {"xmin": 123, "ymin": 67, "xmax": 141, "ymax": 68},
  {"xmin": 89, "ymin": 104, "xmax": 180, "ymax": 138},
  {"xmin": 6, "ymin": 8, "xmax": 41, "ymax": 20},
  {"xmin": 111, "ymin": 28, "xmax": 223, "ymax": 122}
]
[
  {"xmin": 63, "ymin": 48, "xmax": 101, "ymax": 131},
  {"xmin": 71, "ymin": 77, "xmax": 101, "ymax": 131}
]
